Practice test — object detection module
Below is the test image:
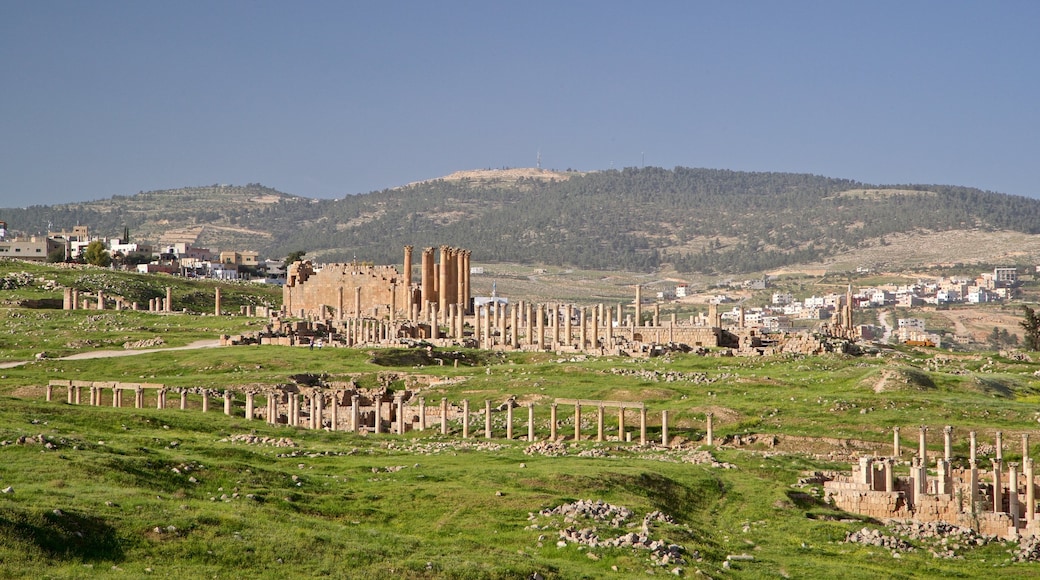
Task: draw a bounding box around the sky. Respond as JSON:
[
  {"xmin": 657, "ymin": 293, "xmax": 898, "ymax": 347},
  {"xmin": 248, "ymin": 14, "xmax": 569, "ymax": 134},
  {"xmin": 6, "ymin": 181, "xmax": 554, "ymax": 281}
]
[{"xmin": 2, "ymin": 1, "xmax": 1039, "ymax": 206}]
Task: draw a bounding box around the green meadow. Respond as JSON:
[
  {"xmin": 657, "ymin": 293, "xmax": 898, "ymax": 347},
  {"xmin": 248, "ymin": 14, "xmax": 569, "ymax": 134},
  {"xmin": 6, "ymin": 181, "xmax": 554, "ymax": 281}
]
[{"xmin": 3, "ymin": 261, "xmax": 1040, "ymax": 578}]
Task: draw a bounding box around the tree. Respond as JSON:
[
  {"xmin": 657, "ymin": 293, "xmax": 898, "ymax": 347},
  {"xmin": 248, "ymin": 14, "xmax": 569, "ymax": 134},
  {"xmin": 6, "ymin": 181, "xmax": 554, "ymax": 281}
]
[
  {"xmin": 283, "ymin": 250, "xmax": 307, "ymax": 269},
  {"xmin": 83, "ymin": 240, "xmax": 111, "ymax": 267},
  {"xmin": 1020, "ymin": 305, "xmax": 1040, "ymax": 351}
]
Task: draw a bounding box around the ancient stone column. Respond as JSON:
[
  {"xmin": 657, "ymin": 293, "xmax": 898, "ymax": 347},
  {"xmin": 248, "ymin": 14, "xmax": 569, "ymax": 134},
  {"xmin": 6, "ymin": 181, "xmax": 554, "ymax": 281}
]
[
  {"xmin": 506, "ymin": 402, "xmax": 514, "ymax": 440},
  {"xmin": 403, "ymin": 245, "xmax": 414, "ymax": 295},
  {"xmin": 97, "ymin": 291, "xmax": 105, "ymax": 310},
  {"xmin": 918, "ymin": 426, "xmax": 927, "ymax": 466},
  {"xmin": 590, "ymin": 308, "xmax": 599, "ymax": 350},
  {"xmin": 351, "ymin": 395, "xmax": 360, "ymax": 432},
  {"xmin": 330, "ymin": 392, "xmax": 339, "ymax": 431},
  {"xmin": 618, "ymin": 406, "xmax": 626, "ymax": 441},
  {"xmin": 354, "ymin": 287, "xmax": 362, "ymax": 318},
  {"xmin": 579, "ymin": 308, "xmax": 587, "ymax": 350},
  {"xmin": 389, "ymin": 285, "xmax": 397, "ymax": 321},
  {"xmin": 885, "ymin": 458, "xmax": 895, "ymax": 492},
  {"xmin": 245, "ymin": 392, "xmax": 254, "ymax": 420},
  {"xmin": 63, "ymin": 287, "xmax": 72, "ymax": 310},
  {"xmin": 859, "ymin": 457, "xmax": 874, "ymax": 486},
  {"xmin": 661, "ymin": 410, "xmax": 669, "ymax": 447},
  {"xmin": 374, "ymin": 398, "xmax": 383, "ymax": 434},
  {"xmin": 498, "ymin": 303, "xmax": 508, "ymax": 348},
  {"xmin": 994, "ymin": 458, "xmax": 1004, "ymax": 513},
  {"xmin": 550, "ymin": 304, "xmax": 559, "ymax": 349},
  {"xmin": 214, "ymin": 287, "xmax": 222, "ymax": 316},
  {"xmin": 114, "ymin": 387, "xmax": 122, "ymax": 408},
  {"xmin": 606, "ymin": 306, "xmax": 614, "ymax": 345},
  {"xmin": 997, "ymin": 431, "xmax": 1004, "ymax": 461},
  {"xmin": 970, "ymin": 459, "xmax": 980, "ymax": 507},
  {"xmin": 550, "ymin": 403, "xmax": 558, "ymax": 441},
  {"xmin": 510, "ymin": 304, "xmax": 519, "ymax": 349},
  {"xmin": 596, "ymin": 405, "xmax": 604, "ymax": 442},
  {"xmin": 970, "ymin": 430, "xmax": 977, "ymax": 463},
  {"xmin": 421, "ymin": 248, "xmax": 435, "ymax": 314},
  {"xmin": 166, "ymin": 287, "xmax": 173, "ymax": 313},
  {"xmin": 440, "ymin": 398, "xmax": 448, "ymax": 435},
  {"xmin": 944, "ymin": 425, "xmax": 953, "ymax": 461},
  {"xmin": 706, "ymin": 412, "xmax": 714, "ymax": 446},
  {"xmin": 640, "ymin": 406, "xmax": 647, "ymax": 446},
  {"xmin": 315, "ymin": 393, "xmax": 325, "ymax": 430},
  {"xmin": 157, "ymin": 388, "xmax": 165, "ymax": 409},
  {"xmin": 180, "ymin": 390, "xmax": 187, "ymax": 410},
  {"xmin": 653, "ymin": 303, "xmax": 660, "ymax": 327},
  {"xmin": 1025, "ymin": 433, "xmax": 1031, "ymax": 460},
  {"xmin": 455, "ymin": 248, "xmax": 466, "ymax": 312},
  {"xmin": 913, "ymin": 457, "xmax": 927, "ymax": 497},
  {"xmin": 135, "ymin": 387, "xmax": 144, "ymax": 409},
  {"xmin": 485, "ymin": 400, "xmax": 492, "ymax": 439},
  {"xmin": 526, "ymin": 303, "xmax": 535, "ymax": 346},
  {"xmin": 632, "ymin": 284, "xmax": 640, "ymax": 330},
  {"xmin": 418, "ymin": 397, "xmax": 426, "ymax": 431},
  {"xmin": 221, "ymin": 390, "xmax": 231, "ymax": 415},
  {"xmin": 564, "ymin": 305, "xmax": 572, "ymax": 347},
  {"xmin": 528, "ymin": 403, "xmax": 535, "ymax": 442},
  {"xmin": 937, "ymin": 458, "xmax": 951, "ymax": 495},
  {"xmin": 1027, "ymin": 458, "xmax": 1035, "ymax": 523},
  {"xmin": 438, "ymin": 246, "xmax": 450, "ymax": 315},
  {"xmin": 1010, "ymin": 463, "xmax": 1021, "ymax": 527},
  {"xmin": 462, "ymin": 399, "xmax": 470, "ymax": 438},
  {"xmin": 536, "ymin": 304, "xmax": 545, "ymax": 348},
  {"xmin": 396, "ymin": 397, "xmax": 404, "ymax": 435},
  {"xmin": 463, "ymin": 250, "xmax": 472, "ymax": 312},
  {"xmin": 573, "ymin": 402, "xmax": 581, "ymax": 441}
]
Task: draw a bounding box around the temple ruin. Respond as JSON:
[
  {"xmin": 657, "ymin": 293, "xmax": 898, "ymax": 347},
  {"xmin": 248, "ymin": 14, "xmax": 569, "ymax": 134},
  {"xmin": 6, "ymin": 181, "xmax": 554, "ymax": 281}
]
[{"xmin": 825, "ymin": 426, "xmax": 1040, "ymax": 538}]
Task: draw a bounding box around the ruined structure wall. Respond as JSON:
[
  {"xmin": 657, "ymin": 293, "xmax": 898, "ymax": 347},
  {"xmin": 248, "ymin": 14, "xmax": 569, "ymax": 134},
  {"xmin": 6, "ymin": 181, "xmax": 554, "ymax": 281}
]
[{"xmin": 284, "ymin": 262, "xmax": 411, "ymax": 319}]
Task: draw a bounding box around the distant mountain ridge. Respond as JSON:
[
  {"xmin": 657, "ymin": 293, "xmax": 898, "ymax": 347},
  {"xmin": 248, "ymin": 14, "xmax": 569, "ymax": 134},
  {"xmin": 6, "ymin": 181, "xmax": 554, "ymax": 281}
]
[{"xmin": 3, "ymin": 167, "xmax": 1040, "ymax": 274}]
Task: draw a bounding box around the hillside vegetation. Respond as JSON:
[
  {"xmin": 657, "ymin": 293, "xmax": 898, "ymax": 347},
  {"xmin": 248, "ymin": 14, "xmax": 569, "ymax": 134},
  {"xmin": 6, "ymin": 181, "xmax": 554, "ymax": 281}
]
[{"xmin": 5, "ymin": 167, "xmax": 1040, "ymax": 273}]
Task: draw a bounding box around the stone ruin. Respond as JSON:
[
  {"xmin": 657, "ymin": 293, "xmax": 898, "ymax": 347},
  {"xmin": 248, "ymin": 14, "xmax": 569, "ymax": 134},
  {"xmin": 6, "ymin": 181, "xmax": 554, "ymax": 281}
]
[
  {"xmin": 824, "ymin": 425, "xmax": 1040, "ymax": 538},
  {"xmin": 44, "ymin": 379, "xmax": 719, "ymax": 448},
  {"xmin": 225, "ymin": 244, "xmax": 862, "ymax": 358}
]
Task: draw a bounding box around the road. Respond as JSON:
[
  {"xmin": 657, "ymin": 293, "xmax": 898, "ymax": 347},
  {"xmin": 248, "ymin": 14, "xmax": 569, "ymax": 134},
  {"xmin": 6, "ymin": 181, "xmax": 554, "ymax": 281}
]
[{"xmin": 0, "ymin": 339, "xmax": 223, "ymax": 369}]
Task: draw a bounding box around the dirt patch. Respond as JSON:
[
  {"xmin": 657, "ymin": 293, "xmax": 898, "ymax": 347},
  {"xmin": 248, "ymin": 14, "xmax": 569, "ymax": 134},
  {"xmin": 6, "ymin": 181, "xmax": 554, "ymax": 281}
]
[{"xmin": 687, "ymin": 405, "xmax": 741, "ymax": 423}]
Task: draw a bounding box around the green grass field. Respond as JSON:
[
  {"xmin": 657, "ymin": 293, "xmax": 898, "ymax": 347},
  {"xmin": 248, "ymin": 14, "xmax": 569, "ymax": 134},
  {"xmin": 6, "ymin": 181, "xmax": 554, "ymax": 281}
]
[{"xmin": 4, "ymin": 260, "xmax": 1040, "ymax": 577}]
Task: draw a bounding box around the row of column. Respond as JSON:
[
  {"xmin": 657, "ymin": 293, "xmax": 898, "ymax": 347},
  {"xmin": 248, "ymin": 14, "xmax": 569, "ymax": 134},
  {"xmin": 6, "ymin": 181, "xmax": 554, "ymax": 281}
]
[
  {"xmin": 62, "ymin": 286, "xmax": 225, "ymax": 316},
  {"xmin": 49, "ymin": 384, "xmax": 717, "ymax": 446},
  {"xmin": 890, "ymin": 425, "xmax": 1037, "ymax": 524}
]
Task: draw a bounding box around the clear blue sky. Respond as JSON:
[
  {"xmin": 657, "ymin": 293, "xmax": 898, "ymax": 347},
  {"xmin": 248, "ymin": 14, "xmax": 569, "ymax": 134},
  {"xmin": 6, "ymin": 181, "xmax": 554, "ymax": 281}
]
[{"xmin": 2, "ymin": 1, "xmax": 1039, "ymax": 206}]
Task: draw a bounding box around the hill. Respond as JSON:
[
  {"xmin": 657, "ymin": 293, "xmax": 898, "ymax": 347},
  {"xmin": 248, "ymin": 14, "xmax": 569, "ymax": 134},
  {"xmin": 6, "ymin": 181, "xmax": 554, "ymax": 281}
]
[{"xmin": 4, "ymin": 168, "xmax": 1040, "ymax": 273}]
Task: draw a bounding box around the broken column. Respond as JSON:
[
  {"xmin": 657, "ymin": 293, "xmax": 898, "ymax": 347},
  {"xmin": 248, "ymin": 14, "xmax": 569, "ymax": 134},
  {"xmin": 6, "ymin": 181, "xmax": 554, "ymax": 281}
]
[
  {"xmin": 484, "ymin": 400, "xmax": 492, "ymax": 439},
  {"xmin": 573, "ymin": 402, "xmax": 581, "ymax": 441},
  {"xmin": 440, "ymin": 398, "xmax": 448, "ymax": 435},
  {"xmin": 462, "ymin": 399, "xmax": 470, "ymax": 438}
]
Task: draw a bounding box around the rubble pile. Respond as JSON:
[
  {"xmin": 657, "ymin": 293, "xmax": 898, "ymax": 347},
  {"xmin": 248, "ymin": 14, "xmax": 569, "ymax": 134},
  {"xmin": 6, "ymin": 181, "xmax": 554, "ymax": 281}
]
[
  {"xmin": 524, "ymin": 441, "xmax": 569, "ymax": 457},
  {"xmin": 531, "ymin": 500, "xmax": 693, "ymax": 570},
  {"xmin": 844, "ymin": 527, "xmax": 914, "ymax": 553},
  {"xmin": 221, "ymin": 434, "xmax": 298, "ymax": 447}
]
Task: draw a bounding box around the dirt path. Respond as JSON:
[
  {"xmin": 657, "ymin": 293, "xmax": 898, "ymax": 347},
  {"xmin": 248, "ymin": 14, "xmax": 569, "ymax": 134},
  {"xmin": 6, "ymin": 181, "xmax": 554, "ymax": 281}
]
[{"xmin": 0, "ymin": 339, "xmax": 223, "ymax": 369}]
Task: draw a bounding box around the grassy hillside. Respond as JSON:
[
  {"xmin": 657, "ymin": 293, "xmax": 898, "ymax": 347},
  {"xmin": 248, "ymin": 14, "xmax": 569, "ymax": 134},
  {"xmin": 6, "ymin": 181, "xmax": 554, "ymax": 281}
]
[{"xmin": 6, "ymin": 167, "xmax": 1040, "ymax": 274}]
